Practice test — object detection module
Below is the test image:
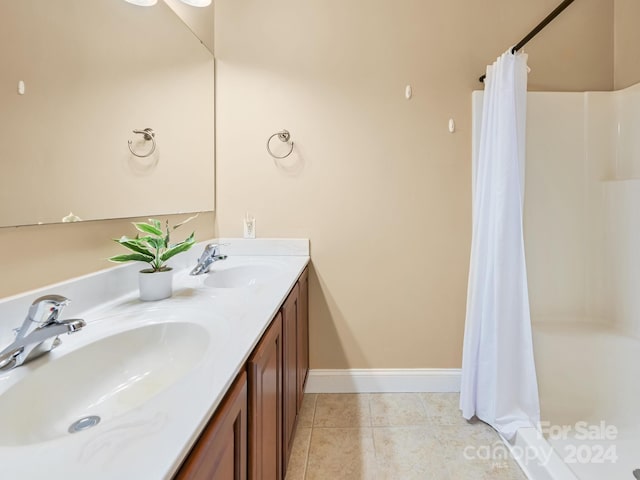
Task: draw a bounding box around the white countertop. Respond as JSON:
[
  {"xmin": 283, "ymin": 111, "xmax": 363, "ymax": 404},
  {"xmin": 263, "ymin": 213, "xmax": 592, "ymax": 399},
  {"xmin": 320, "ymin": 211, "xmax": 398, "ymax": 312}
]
[{"xmin": 0, "ymin": 239, "xmax": 309, "ymax": 479}]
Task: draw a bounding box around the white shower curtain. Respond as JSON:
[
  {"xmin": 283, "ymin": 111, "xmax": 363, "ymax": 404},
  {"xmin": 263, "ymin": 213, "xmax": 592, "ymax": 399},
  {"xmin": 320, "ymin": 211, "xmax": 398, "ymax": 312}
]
[{"xmin": 459, "ymin": 50, "xmax": 540, "ymax": 440}]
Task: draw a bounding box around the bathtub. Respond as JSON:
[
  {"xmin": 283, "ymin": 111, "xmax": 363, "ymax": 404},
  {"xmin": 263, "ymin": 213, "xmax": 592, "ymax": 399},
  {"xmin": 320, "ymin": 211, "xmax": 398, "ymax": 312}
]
[{"xmin": 518, "ymin": 320, "xmax": 640, "ymax": 480}]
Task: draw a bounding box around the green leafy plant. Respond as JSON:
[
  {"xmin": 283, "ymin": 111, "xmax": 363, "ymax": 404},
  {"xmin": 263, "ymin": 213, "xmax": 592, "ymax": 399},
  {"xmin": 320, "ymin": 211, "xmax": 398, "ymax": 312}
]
[{"xmin": 109, "ymin": 216, "xmax": 196, "ymax": 273}]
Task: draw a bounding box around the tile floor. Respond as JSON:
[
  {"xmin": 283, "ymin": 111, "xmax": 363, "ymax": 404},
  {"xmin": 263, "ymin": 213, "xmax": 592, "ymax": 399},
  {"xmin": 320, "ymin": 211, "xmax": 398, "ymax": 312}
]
[{"xmin": 285, "ymin": 393, "xmax": 528, "ymax": 480}]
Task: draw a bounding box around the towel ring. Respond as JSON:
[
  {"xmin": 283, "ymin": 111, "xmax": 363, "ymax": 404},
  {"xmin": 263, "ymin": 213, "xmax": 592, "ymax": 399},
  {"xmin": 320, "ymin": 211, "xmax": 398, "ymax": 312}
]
[
  {"xmin": 266, "ymin": 129, "xmax": 294, "ymax": 159},
  {"xmin": 128, "ymin": 128, "xmax": 156, "ymax": 158}
]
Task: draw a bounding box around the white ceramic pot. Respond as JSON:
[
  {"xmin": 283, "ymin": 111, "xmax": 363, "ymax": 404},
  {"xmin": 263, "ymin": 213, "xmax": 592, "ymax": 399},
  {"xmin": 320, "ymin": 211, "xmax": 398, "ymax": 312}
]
[{"xmin": 138, "ymin": 268, "xmax": 173, "ymax": 301}]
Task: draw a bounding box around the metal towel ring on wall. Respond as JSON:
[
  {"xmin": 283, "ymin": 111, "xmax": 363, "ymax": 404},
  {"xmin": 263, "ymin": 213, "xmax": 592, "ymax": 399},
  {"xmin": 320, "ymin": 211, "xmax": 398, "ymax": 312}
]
[
  {"xmin": 266, "ymin": 130, "xmax": 294, "ymax": 159},
  {"xmin": 128, "ymin": 128, "xmax": 156, "ymax": 158}
]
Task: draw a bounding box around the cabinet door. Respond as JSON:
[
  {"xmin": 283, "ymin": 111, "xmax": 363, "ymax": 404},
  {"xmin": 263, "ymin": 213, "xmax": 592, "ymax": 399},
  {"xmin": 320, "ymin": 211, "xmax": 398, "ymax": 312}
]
[
  {"xmin": 281, "ymin": 283, "xmax": 299, "ymax": 469},
  {"xmin": 296, "ymin": 267, "xmax": 309, "ymax": 412},
  {"xmin": 175, "ymin": 372, "xmax": 247, "ymax": 480},
  {"xmin": 248, "ymin": 313, "xmax": 282, "ymax": 480}
]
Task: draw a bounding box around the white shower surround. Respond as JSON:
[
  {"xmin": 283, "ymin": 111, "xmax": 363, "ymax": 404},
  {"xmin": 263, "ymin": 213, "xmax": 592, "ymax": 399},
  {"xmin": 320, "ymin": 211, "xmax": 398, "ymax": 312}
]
[
  {"xmin": 525, "ymin": 83, "xmax": 640, "ymax": 334},
  {"xmin": 474, "ymin": 81, "xmax": 640, "ymax": 479},
  {"xmin": 534, "ymin": 322, "xmax": 640, "ymax": 480}
]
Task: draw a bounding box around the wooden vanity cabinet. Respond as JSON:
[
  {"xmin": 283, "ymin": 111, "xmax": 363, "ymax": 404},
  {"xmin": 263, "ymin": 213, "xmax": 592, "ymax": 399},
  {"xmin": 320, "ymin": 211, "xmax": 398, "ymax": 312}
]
[
  {"xmin": 174, "ymin": 266, "xmax": 309, "ymax": 480},
  {"xmin": 248, "ymin": 313, "xmax": 283, "ymax": 480},
  {"xmin": 296, "ymin": 267, "xmax": 309, "ymax": 411},
  {"xmin": 282, "ymin": 266, "xmax": 310, "ymax": 472},
  {"xmin": 282, "ymin": 282, "xmax": 299, "ymax": 468},
  {"xmin": 175, "ymin": 371, "xmax": 248, "ymax": 480}
]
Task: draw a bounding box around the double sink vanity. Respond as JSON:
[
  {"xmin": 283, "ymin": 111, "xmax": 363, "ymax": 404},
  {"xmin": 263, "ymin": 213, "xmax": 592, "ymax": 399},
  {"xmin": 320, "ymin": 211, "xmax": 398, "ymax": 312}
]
[{"xmin": 0, "ymin": 239, "xmax": 310, "ymax": 479}]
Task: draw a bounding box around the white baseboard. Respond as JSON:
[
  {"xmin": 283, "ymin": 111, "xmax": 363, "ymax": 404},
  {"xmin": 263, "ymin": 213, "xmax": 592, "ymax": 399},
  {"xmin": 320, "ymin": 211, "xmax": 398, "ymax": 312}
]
[{"xmin": 305, "ymin": 368, "xmax": 461, "ymax": 394}]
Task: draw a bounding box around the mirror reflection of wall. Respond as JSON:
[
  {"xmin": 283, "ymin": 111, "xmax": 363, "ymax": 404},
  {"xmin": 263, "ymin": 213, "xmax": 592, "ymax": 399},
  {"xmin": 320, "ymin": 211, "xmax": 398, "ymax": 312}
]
[{"xmin": 0, "ymin": 0, "xmax": 215, "ymax": 228}]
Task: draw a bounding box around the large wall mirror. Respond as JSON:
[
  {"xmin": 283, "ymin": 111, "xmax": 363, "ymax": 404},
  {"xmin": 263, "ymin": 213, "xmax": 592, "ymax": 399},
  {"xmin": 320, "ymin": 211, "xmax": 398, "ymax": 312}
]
[{"xmin": 0, "ymin": 0, "xmax": 215, "ymax": 228}]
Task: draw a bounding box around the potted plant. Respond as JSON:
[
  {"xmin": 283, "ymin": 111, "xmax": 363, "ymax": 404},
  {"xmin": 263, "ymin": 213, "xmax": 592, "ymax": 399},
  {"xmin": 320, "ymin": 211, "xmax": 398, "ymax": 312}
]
[{"xmin": 109, "ymin": 216, "xmax": 196, "ymax": 301}]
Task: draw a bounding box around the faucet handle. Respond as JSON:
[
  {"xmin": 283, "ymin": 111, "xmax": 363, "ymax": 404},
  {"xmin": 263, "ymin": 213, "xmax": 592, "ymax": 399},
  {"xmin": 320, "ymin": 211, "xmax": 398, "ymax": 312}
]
[
  {"xmin": 31, "ymin": 294, "xmax": 70, "ymax": 308},
  {"xmin": 198, "ymin": 243, "xmax": 218, "ymax": 260},
  {"xmin": 29, "ymin": 295, "xmax": 71, "ymax": 327},
  {"xmin": 201, "ymin": 243, "xmax": 230, "ymax": 258}
]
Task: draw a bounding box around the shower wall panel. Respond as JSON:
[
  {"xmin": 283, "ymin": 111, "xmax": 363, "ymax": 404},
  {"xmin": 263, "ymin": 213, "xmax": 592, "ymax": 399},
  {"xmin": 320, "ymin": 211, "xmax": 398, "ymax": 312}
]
[
  {"xmin": 474, "ymin": 84, "xmax": 640, "ymax": 327},
  {"xmin": 524, "ymin": 93, "xmax": 588, "ymax": 321}
]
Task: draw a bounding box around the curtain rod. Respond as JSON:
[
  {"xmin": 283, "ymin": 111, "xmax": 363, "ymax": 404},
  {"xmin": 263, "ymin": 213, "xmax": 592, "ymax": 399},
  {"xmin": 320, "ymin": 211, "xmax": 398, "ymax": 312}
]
[{"xmin": 478, "ymin": 0, "xmax": 577, "ymax": 83}]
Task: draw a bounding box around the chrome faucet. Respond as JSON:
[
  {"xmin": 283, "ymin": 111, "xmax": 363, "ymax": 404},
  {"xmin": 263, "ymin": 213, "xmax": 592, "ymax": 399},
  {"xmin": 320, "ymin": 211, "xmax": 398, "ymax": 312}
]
[
  {"xmin": 0, "ymin": 295, "xmax": 85, "ymax": 371},
  {"xmin": 190, "ymin": 243, "xmax": 228, "ymax": 275}
]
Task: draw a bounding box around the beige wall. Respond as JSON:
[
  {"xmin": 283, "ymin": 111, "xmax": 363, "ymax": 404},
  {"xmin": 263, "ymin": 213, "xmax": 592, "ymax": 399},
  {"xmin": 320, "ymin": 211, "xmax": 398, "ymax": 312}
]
[
  {"xmin": 614, "ymin": 0, "xmax": 640, "ymax": 89},
  {"xmin": 214, "ymin": 0, "xmax": 614, "ymax": 369}
]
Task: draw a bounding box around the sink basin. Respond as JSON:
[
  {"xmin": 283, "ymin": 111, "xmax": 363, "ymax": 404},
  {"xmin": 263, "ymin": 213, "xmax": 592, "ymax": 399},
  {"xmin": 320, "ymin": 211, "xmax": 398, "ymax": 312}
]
[
  {"xmin": 204, "ymin": 264, "xmax": 280, "ymax": 289},
  {"xmin": 0, "ymin": 322, "xmax": 209, "ymax": 446}
]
